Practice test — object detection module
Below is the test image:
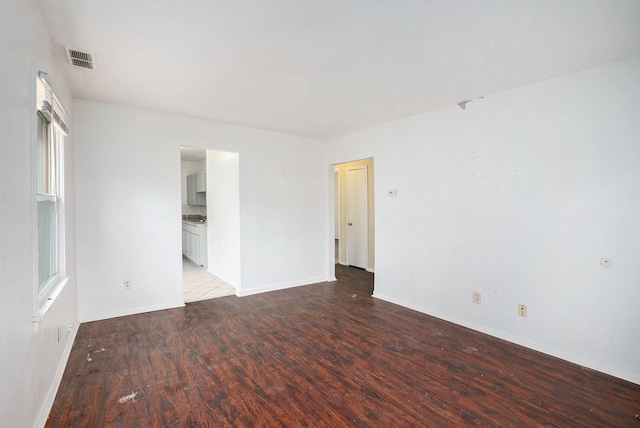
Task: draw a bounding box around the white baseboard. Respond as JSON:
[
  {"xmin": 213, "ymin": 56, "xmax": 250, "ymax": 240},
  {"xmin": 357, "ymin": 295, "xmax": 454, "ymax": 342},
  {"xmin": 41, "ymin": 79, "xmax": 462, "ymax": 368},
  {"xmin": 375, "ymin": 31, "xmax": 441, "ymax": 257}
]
[
  {"xmin": 372, "ymin": 292, "xmax": 640, "ymax": 385},
  {"xmin": 238, "ymin": 276, "xmax": 331, "ymax": 297},
  {"xmin": 79, "ymin": 300, "xmax": 185, "ymax": 323},
  {"xmin": 36, "ymin": 321, "xmax": 80, "ymax": 428}
]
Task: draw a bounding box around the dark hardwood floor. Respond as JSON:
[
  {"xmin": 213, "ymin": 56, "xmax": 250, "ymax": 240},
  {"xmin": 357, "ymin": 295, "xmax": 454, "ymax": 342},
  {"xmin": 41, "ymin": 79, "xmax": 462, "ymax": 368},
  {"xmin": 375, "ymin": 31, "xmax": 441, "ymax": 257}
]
[{"xmin": 47, "ymin": 265, "xmax": 639, "ymax": 427}]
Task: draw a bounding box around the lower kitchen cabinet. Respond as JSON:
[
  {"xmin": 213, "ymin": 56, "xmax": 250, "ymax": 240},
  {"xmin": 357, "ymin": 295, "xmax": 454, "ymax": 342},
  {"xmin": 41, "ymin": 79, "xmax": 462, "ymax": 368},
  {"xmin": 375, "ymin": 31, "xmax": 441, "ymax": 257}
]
[{"xmin": 182, "ymin": 222, "xmax": 207, "ymax": 268}]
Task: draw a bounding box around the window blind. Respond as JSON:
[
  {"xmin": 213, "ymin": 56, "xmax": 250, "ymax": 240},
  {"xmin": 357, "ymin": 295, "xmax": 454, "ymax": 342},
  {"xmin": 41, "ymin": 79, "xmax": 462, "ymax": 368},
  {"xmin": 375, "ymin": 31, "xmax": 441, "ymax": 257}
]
[{"xmin": 36, "ymin": 71, "xmax": 68, "ymax": 135}]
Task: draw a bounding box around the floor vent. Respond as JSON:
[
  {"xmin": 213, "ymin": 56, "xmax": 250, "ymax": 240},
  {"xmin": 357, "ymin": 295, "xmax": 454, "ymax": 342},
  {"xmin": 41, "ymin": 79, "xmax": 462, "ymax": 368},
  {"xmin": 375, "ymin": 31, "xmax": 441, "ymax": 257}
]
[{"xmin": 65, "ymin": 47, "xmax": 95, "ymax": 69}]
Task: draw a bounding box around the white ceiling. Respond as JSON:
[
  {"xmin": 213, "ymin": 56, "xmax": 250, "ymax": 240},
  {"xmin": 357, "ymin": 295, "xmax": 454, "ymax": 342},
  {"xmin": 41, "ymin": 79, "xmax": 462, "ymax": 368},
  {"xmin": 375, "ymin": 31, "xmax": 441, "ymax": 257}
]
[{"xmin": 36, "ymin": 0, "xmax": 640, "ymax": 139}]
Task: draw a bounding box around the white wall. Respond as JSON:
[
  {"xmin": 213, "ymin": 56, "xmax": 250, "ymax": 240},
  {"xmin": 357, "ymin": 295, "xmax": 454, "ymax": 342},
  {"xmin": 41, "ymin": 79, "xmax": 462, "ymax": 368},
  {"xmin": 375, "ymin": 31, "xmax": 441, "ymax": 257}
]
[
  {"xmin": 206, "ymin": 150, "xmax": 241, "ymax": 288},
  {"xmin": 327, "ymin": 57, "xmax": 640, "ymax": 384},
  {"xmin": 74, "ymin": 100, "xmax": 329, "ymax": 321},
  {"xmin": 74, "ymin": 102, "xmax": 186, "ymax": 321},
  {"xmin": 0, "ymin": 1, "xmax": 78, "ymax": 426}
]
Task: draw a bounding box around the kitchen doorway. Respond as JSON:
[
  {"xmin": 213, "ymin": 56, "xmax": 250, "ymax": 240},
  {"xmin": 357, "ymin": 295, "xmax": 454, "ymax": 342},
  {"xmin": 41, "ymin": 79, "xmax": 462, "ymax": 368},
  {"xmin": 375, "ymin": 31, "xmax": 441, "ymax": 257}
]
[{"xmin": 180, "ymin": 146, "xmax": 239, "ymax": 301}]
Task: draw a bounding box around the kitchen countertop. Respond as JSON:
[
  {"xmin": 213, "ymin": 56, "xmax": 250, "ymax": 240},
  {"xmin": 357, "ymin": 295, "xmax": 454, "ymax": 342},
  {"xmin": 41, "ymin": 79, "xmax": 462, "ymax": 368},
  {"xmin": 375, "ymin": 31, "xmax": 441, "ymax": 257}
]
[{"xmin": 182, "ymin": 220, "xmax": 207, "ymax": 226}]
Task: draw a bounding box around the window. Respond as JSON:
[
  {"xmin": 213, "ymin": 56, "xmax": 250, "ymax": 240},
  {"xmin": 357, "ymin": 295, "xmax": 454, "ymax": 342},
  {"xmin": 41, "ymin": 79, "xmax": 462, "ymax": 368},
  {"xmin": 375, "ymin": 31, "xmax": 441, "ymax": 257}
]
[
  {"xmin": 34, "ymin": 72, "xmax": 68, "ymax": 320},
  {"xmin": 37, "ymin": 113, "xmax": 62, "ymax": 292}
]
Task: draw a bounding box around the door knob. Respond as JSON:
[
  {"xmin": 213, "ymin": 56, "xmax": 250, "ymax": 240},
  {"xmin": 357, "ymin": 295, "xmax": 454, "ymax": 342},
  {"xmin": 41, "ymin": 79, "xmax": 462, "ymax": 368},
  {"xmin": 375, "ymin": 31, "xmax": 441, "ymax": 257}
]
[{"xmin": 348, "ymin": 222, "xmax": 353, "ymax": 226}]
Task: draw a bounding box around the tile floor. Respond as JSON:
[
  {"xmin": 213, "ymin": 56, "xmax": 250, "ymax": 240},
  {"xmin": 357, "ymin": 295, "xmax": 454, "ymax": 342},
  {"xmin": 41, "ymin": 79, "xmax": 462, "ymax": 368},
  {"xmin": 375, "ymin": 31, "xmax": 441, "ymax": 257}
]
[{"xmin": 182, "ymin": 257, "xmax": 235, "ymax": 302}]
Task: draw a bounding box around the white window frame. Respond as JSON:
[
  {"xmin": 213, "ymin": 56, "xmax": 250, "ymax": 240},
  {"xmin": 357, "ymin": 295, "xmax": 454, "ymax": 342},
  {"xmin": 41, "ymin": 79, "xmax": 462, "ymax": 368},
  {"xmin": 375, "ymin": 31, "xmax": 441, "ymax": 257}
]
[{"xmin": 33, "ymin": 70, "xmax": 69, "ymax": 326}]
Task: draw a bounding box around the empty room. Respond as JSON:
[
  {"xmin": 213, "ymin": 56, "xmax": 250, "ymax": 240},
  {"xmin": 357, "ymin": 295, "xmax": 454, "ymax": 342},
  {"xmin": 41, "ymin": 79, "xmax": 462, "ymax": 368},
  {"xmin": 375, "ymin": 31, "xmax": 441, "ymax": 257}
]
[{"xmin": 1, "ymin": 1, "xmax": 639, "ymax": 426}]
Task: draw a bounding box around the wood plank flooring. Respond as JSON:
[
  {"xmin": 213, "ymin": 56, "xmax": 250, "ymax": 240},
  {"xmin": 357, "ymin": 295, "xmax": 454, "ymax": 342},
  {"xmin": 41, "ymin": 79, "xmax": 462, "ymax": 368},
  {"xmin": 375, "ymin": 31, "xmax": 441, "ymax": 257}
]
[{"xmin": 47, "ymin": 265, "xmax": 640, "ymax": 427}]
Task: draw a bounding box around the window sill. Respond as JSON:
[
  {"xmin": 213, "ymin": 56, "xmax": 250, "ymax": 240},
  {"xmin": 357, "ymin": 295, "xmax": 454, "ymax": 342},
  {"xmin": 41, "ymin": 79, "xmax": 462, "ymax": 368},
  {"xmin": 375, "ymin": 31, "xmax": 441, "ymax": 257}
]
[{"xmin": 33, "ymin": 276, "xmax": 69, "ymax": 330}]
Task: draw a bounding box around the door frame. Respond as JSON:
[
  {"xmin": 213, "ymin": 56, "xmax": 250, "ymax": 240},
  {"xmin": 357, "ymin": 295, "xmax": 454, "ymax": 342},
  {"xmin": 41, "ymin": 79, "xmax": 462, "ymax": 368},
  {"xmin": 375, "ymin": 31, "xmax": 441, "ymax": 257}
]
[{"xmin": 331, "ymin": 158, "xmax": 375, "ymax": 276}]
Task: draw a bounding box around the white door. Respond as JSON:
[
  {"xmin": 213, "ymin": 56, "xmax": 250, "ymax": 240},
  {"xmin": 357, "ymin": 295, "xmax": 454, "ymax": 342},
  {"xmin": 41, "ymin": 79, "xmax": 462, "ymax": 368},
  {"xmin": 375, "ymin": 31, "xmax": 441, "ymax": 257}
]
[
  {"xmin": 334, "ymin": 170, "xmax": 340, "ymax": 239},
  {"xmin": 346, "ymin": 166, "xmax": 368, "ymax": 269}
]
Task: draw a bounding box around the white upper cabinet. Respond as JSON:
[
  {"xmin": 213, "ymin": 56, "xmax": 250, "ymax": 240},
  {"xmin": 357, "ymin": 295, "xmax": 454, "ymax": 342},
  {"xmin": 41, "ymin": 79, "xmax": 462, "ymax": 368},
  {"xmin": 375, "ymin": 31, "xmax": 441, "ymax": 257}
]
[
  {"xmin": 187, "ymin": 172, "xmax": 206, "ymax": 205},
  {"xmin": 187, "ymin": 174, "xmax": 197, "ymax": 205},
  {"xmin": 195, "ymin": 171, "xmax": 206, "ymax": 192}
]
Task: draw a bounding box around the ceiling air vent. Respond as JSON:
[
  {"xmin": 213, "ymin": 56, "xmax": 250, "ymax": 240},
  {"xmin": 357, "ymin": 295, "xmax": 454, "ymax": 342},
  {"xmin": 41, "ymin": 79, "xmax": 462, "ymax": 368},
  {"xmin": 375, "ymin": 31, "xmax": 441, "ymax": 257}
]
[{"xmin": 65, "ymin": 46, "xmax": 95, "ymax": 69}]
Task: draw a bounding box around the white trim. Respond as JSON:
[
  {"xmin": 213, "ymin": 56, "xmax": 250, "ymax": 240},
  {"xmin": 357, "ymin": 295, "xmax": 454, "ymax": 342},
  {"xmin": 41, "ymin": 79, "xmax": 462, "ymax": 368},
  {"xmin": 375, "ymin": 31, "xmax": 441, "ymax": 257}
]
[
  {"xmin": 35, "ymin": 322, "xmax": 79, "ymax": 428},
  {"xmin": 237, "ymin": 276, "xmax": 332, "ymax": 297},
  {"xmin": 79, "ymin": 301, "xmax": 186, "ymax": 323},
  {"xmin": 34, "ymin": 276, "xmax": 69, "ymax": 329},
  {"xmin": 55, "ymin": 125, "xmax": 66, "ymax": 287},
  {"xmin": 31, "ymin": 62, "xmax": 40, "ymax": 322},
  {"xmin": 36, "ymin": 194, "xmax": 56, "ymax": 202},
  {"xmin": 372, "ymin": 291, "xmax": 640, "ymax": 385}
]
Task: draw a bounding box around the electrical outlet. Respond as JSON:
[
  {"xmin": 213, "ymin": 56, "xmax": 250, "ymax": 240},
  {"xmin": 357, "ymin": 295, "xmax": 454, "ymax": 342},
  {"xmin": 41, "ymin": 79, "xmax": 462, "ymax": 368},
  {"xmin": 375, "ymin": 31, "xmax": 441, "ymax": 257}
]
[
  {"xmin": 472, "ymin": 291, "xmax": 481, "ymax": 305},
  {"xmin": 123, "ymin": 279, "xmax": 131, "ymax": 290},
  {"xmin": 518, "ymin": 304, "xmax": 527, "ymax": 317}
]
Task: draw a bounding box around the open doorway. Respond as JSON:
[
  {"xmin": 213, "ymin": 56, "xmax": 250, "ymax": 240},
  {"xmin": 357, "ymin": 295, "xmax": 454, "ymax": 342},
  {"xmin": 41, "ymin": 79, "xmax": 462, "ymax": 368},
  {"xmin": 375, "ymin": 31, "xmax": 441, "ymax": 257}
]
[
  {"xmin": 334, "ymin": 158, "xmax": 375, "ymax": 274},
  {"xmin": 180, "ymin": 146, "xmax": 238, "ymax": 302}
]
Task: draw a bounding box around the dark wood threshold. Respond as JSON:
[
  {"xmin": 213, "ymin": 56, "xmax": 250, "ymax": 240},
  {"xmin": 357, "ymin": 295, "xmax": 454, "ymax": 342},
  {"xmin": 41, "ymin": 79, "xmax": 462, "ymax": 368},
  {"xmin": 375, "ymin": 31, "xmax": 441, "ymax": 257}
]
[{"xmin": 47, "ymin": 265, "xmax": 640, "ymax": 426}]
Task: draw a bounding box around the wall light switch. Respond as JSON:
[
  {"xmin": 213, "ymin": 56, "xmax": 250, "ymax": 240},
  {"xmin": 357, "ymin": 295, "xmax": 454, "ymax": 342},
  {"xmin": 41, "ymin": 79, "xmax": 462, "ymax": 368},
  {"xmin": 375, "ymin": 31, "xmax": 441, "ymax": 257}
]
[{"xmin": 388, "ymin": 189, "xmax": 397, "ymax": 197}]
